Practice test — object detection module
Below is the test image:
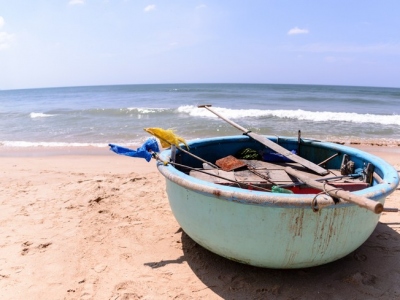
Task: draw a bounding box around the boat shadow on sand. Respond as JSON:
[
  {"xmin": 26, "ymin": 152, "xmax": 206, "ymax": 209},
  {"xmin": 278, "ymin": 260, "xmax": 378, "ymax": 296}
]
[{"xmin": 152, "ymin": 222, "xmax": 400, "ymax": 299}]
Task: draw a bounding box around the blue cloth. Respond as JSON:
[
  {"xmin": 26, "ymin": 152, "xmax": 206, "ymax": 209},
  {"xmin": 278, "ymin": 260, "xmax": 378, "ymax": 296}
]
[
  {"xmin": 262, "ymin": 150, "xmax": 297, "ymax": 162},
  {"xmin": 109, "ymin": 138, "xmax": 160, "ymax": 162}
]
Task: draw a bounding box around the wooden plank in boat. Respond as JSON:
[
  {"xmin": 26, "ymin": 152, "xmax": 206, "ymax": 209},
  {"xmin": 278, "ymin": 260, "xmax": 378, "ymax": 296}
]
[
  {"xmin": 189, "ymin": 169, "xmax": 236, "ymax": 184},
  {"xmin": 243, "ymin": 160, "xmax": 302, "ymax": 171},
  {"xmin": 234, "ymin": 170, "xmax": 269, "ymax": 184},
  {"xmin": 234, "ymin": 169, "xmax": 295, "ymax": 185},
  {"xmin": 194, "ymin": 160, "xmax": 364, "ymax": 191},
  {"xmin": 268, "ymin": 170, "xmax": 296, "ymax": 184}
]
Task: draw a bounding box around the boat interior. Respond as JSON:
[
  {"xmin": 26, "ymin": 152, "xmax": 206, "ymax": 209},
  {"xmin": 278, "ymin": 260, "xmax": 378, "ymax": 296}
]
[{"xmin": 169, "ymin": 135, "xmax": 378, "ymax": 194}]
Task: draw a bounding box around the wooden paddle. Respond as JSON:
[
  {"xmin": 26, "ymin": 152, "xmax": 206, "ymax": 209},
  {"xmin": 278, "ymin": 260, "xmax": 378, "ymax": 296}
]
[
  {"xmin": 198, "ymin": 104, "xmax": 329, "ymax": 176},
  {"xmin": 285, "ymin": 167, "xmax": 383, "ymax": 214}
]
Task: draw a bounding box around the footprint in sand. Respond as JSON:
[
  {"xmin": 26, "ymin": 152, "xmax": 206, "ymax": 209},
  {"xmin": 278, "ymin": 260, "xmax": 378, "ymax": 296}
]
[
  {"xmin": 20, "ymin": 241, "xmax": 52, "ymax": 255},
  {"xmin": 376, "ymin": 232, "xmax": 392, "ymax": 240},
  {"xmin": 20, "ymin": 241, "xmax": 32, "ymax": 255},
  {"xmin": 343, "ymin": 271, "xmax": 377, "ymax": 286},
  {"xmin": 111, "ymin": 280, "xmax": 143, "ymax": 299},
  {"xmin": 37, "ymin": 242, "xmax": 52, "ymax": 252}
]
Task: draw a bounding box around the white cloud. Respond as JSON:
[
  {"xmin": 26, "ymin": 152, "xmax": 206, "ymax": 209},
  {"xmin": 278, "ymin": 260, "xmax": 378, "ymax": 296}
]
[
  {"xmin": 0, "ymin": 32, "xmax": 15, "ymax": 50},
  {"xmin": 0, "ymin": 16, "xmax": 14, "ymax": 50},
  {"xmin": 68, "ymin": 0, "xmax": 85, "ymax": 5},
  {"xmin": 287, "ymin": 27, "xmax": 309, "ymax": 35},
  {"xmin": 144, "ymin": 5, "xmax": 156, "ymax": 12}
]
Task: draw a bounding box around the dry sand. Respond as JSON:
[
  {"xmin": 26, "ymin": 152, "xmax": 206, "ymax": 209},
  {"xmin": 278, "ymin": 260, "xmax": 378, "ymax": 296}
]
[{"xmin": 0, "ymin": 145, "xmax": 399, "ymax": 299}]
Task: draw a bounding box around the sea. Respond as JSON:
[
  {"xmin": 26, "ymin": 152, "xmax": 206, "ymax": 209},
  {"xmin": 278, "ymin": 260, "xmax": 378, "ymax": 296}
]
[{"xmin": 1, "ymin": 83, "xmax": 399, "ymax": 150}]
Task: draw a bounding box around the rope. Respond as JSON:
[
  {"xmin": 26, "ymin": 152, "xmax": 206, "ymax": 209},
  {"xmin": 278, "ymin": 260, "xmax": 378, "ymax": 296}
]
[
  {"xmin": 311, "ymin": 181, "xmax": 344, "ymax": 212},
  {"xmin": 311, "ymin": 193, "xmax": 324, "ymax": 212},
  {"xmin": 322, "ymin": 182, "xmax": 342, "ymax": 204}
]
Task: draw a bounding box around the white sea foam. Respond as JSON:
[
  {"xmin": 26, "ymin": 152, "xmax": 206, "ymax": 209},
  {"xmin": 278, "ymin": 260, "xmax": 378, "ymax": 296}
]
[
  {"xmin": 1, "ymin": 141, "xmax": 109, "ymax": 148},
  {"xmin": 30, "ymin": 112, "xmax": 56, "ymax": 118},
  {"xmin": 177, "ymin": 106, "xmax": 400, "ymax": 126},
  {"xmin": 127, "ymin": 107, "xmax": 167, "ymax": 114}
]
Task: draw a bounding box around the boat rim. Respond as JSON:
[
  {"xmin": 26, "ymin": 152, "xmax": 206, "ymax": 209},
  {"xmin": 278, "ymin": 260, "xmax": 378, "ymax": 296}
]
[{"xmin": 157, "ymin": 135, "xmax": 399, "ymax": 209}]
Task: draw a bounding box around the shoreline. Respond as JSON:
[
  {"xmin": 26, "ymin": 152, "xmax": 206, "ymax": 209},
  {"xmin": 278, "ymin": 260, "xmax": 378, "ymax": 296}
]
[
  {"xmin": 0, "ymin": 145, "xmax": 114, "ymax": 157},
  {"xmin": 1, "ymin": 143, "xmax": 399, "ymax": 169},
  {"xmin": 1, "ymin": 138, "xmax": 400, "ymax": 158}
]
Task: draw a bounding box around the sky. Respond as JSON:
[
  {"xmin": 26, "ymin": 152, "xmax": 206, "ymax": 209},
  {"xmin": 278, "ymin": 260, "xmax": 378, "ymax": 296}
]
[{"xmin": 1, "ymin": 0, "xmax": 400, "ymax": 90}]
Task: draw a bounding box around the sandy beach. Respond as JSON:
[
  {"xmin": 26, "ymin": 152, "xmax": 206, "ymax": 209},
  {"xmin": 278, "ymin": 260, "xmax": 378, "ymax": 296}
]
[{"xmin": 0, "ymin": 145, "xmax": 399, "ymax": 300}]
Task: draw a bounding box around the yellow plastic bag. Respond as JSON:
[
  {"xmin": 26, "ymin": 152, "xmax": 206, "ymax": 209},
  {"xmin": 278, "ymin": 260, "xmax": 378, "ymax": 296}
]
[{"xmin": 144, "ymin": 127, "xmax": 189, "ymax": 149}]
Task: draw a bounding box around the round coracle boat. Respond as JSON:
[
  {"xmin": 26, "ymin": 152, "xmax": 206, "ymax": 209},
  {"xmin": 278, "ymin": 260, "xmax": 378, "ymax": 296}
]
[{"xmin": 157, "ymin": 135, "xmax": 399, "ymax": 269}]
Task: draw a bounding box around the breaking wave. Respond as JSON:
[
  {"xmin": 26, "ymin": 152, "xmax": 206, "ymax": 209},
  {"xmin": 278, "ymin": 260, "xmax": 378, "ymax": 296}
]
[{"xmin": 176, "ymin": 105, "xmax": 400, "ymax": 126}]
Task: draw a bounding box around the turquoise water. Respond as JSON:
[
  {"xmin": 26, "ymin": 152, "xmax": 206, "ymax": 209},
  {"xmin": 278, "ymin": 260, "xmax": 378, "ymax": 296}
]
[{"xmin": 0, "ymin": 84, "xmax": 399, "ymax": 148}]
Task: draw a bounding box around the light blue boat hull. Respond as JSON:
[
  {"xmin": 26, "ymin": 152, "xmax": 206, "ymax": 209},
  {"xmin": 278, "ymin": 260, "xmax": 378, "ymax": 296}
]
[{"xmin": 157, "ymin": 136, "xmax": 399, "ymax": 268}]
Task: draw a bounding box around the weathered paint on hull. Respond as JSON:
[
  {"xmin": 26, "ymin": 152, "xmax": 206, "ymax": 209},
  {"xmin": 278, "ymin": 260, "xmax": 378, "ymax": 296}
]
[
  {"xmin": 157, "ymin": 136, "xmax": 399, "ymax": 268},
  {"xmin": 166, "ymin": 179, "xmax": 380, "ymax": 268}
]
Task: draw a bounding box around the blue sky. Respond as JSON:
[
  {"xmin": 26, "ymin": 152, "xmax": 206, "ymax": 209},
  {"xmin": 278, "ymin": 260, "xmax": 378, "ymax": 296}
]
[{"xmin": 1, "ymin": 0, "xmax": 400, "ymax": 90}]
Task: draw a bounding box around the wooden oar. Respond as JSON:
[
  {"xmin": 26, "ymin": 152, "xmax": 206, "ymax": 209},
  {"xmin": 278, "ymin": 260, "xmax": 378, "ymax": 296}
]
[
  {"xmin": 285, "ymin": 167, "xmax": 383, "ymax": 214},
  {"xmin": 198, "ymin": 104, "xmax": 329, "ymax": 176}
]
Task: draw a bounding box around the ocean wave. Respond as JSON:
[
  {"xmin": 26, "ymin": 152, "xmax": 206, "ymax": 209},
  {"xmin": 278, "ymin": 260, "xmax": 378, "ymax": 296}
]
[
  {"xmin": 176, "ymin": 105, "xmax": 400, "ymax": 126},
  {"xmin": 0, "ymin": 141, "xmax": 109, "ymax": 148},
  {"xmin": 30, "ymin": 112, "xmax": 56, "ymax": 118},
  {"xmin": 127, "ymin": 107, "xmax": 170, "ymax": 114}
]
